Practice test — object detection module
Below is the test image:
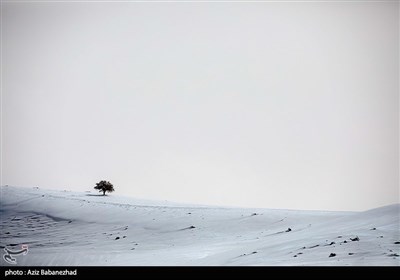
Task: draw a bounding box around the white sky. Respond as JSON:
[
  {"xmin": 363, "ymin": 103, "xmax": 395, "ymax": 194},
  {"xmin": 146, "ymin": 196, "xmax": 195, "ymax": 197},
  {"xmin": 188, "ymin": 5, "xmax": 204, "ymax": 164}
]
[{"xmin": 2, "ymin": 1, "xmax": 399, "ymax": 211}]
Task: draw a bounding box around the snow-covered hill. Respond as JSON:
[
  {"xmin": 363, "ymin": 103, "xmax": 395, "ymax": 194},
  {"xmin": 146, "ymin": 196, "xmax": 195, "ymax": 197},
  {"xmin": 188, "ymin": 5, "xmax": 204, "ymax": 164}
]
[{"xmin": 1, "ymin": 186, "xmax": 399, "ymax": 266}]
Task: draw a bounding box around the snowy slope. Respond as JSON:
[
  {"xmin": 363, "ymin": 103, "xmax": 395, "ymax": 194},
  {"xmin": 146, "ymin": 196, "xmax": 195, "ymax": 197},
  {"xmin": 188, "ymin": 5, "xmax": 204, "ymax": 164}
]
[{"xmin": 0, "ymin": 186, "xmax": 399, "ymax": 266}]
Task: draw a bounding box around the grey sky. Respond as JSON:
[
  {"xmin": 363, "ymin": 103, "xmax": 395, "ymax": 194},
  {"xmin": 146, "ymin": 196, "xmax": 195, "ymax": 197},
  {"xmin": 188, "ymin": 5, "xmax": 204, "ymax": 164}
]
[{"xmin": 2, "ymin": 1, "xmax": 399, "ymax": 211}]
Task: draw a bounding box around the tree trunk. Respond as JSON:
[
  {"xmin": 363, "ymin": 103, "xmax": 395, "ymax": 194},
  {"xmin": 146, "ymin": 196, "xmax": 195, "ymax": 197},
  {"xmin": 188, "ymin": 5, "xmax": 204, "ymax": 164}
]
[{"xmin": 103, "ymin": 190, "xmax": 106, "ymax": 196}]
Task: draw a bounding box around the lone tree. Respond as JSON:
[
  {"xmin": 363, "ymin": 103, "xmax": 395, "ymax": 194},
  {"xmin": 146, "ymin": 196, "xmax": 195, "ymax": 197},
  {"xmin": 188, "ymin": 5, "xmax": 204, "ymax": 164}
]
[{"xmin": 94, "ymin": 180, "xmax": 115, "ymax": 196}]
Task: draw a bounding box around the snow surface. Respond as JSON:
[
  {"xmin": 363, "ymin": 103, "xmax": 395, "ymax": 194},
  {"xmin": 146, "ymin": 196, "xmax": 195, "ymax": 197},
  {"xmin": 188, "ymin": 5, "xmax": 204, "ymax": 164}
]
[{"xmin": 1, "ymin": 186, "xmax": 399, "ymax": 266}]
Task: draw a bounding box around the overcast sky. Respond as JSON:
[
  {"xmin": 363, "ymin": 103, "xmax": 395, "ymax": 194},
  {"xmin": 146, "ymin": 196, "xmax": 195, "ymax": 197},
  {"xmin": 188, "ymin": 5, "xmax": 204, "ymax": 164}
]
[{"xmin": 2, "ymin": 1, "xmax": 399, "ymax": 211}]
